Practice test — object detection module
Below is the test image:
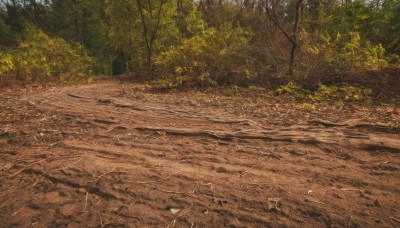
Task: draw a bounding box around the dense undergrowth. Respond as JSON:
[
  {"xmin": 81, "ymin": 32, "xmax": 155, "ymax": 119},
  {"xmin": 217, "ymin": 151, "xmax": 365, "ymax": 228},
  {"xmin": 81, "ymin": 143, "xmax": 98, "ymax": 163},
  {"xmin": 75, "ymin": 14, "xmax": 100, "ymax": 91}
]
[
  {"xmin": 0, "ymin": 0, "xmax": 399, "ymax": 101},
  {"xmin": 274, "ymin": 82, "xmax": 374, "ymax": 105},
  {"xmin": 0, "ymin": 28, "xmax": 92, "ymax": 82}
]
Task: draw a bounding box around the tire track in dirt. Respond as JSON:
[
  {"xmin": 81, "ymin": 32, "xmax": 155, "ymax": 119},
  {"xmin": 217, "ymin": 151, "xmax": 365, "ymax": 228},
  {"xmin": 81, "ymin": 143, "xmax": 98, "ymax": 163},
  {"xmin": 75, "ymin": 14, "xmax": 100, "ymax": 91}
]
[{"xmin": 1, "ymin": 81, "xmax": 399, "ymax": 227}]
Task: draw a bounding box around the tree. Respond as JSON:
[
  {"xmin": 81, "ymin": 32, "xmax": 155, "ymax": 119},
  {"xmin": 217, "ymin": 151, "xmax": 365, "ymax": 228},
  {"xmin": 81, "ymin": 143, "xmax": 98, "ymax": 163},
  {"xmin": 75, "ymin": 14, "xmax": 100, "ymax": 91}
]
[
  {"xmin": 50, "ymin": 0, "xmax": 110, "ymax": 73},
  {"xmin": 105, "ymin": 0, "xmax": 139, "ymax": 73},
  {"xmin": 106, "ymin": 0, "xmax": 186, "ymax": 74},
  {"xmin": 266, "ymin": 0, "xmax": 303, "ymax": 76},
  {"xmin": 136, "ymin": 0, "xmax": 166, "ymax": 70},
  {"xmin": 308, "ymin": 0, "xmax": 320, "ymax": 34},
  {"xmin": 176, "ymin": 0, "xmax": 204, "ymax": 37}
]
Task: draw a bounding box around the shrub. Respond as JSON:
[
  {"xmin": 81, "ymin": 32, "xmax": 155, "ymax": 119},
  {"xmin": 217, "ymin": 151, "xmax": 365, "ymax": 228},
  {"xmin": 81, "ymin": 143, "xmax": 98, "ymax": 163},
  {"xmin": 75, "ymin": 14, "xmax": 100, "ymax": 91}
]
[
  {"xmin": 275, "ymin": 82, "xmax": 373, "ymax": 104},
  {"xmin": 154, "ymin": 23, "xmax": 256, "ymax": 88},
  {"xmin": 294, "ymin": 103, "xmax": 314, "ymax": 111},
  {"xmin": 3, "ymin": 28, "xmax": 93, "ymax": 82},
  {"xmin": 0, "ymin": 52, "xmax": 15, "ymax": 79},
  {"xmin": 299, "ymin": 31, "xmax": 390, "ymax": 84},
  {"xmin": 274, "ymin": 82, "xmax": 307, "ymax": 98}
]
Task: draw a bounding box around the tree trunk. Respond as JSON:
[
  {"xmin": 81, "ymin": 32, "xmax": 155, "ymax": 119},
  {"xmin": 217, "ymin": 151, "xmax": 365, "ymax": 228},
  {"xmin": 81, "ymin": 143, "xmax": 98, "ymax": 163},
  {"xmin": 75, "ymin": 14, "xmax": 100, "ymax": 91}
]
[
  {"xmin": 72, "ymin": 0, "xmax": 83, "ymax": 45},
  {"xmin": 309, "ymin": 0, "xmax": 320, "ymax": 34},
  {"xmin": 266, "ymin": 0, "xmax": 302, "ymax": 76},
  {"xmin": 137, "ymin": 0, "xmax": 165, "ymax": 71},
  {"xmin": 15, "ymin": 61, "xmax": 23, "ymax": 81},
  {"xmin": 289, "ymin": 0, "xmax": 302, "ymax": 76}
]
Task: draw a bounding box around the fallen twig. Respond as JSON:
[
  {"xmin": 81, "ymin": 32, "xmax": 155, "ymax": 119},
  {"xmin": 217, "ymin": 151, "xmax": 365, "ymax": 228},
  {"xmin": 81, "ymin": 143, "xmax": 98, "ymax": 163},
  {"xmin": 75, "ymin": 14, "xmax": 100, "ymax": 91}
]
[
  {"xmin": 390, "ymin": 216, "xmax": 400, "ymax": 223},
  {"xmin": 0, "ymin": 198, "xmax": 14, "ymax": 209},
  {"xmin": 83, "ymin": 192, "xmax": 89, "ymax": 212},
  {"xmin": 341, "ymin": 188, "xmax": 362, "ymax": 192},
  {"xmin": 200, "ymin": 182, "xmax": 214, "ymax": 190},
  {"xmin": 278, "ymin": 185, "xmax": 292, "ymax": 195},
  {"xmin": 98, "ymin": 212, "xmax": 104, "ymax": 227},
  {"xmin": 150, "ymin": 185, "xmax": 191, "ymax": 197},
  {"xmin": 240, "ymin": 148, "xmax": 275, "ymax": 177},
  {"xmin": 348, "ymin": 215, "xmax": 352, "ymax": 228},
  {"xmin": 49, "ymin": 153, "xmax": 87, "ymax": 175},
  {"xmin": 167, "ymin": 204, "xmax": 193, "ymax": 228},
  {"xmin": 67, "ymin": 93, "xmax": 88, "ymax": 99},
  {"xmin": 240, "ymin": 157, "xmax": 266, "ymax": 177},
  {"xmin": 0, "ymin": 187, "xmax": 18, "ymax": 197},
  {"xmin": 105, "ymin": 205, "xmax": 127, "ymax": 225},
  {"xmin": 27, "ymin": 176, "xmax": 45, "ymax": 189},
  {"xmin": 8, "ymin": 157, "xmax": 49, "ymax": 178},
  {"xmin": 305, "ymin": 198, "xmax": 325, "ymax": 205},
  {"xmin": 87, "ymin": 166, "xmax": 116, "ymax": 183},
  {"xmin": 132, "ymin": 170, "xmax": 183, "ymax": 184},
  {"xmin": 95, "ymin": 154, "xmax": 119, "ymax": 160}
]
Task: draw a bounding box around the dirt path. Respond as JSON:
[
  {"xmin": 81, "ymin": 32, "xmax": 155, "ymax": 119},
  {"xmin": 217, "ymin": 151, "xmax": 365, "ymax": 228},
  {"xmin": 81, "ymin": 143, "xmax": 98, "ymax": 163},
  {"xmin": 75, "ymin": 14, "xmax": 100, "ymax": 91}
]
[{"xmin": 1, "ymin": 81, "xmax": 399, "ymax": 227}]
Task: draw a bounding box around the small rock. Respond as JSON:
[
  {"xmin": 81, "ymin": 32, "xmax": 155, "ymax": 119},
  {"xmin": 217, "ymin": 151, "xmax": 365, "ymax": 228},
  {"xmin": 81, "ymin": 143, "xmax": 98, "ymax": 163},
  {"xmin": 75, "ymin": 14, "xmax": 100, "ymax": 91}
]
[
  {"xmin": 374, "ymin": 219, "xmax": 383, "ymax": 224},
  {"xmin": 170, "ymin": 208, "xmax": 181, "ymax": 215},
  {"xmin": 359, "ymin": 211, "xmax": 370, "ymax": 216},
  {"xmin": 0, "ymin": 163, "xmax": 13, "ymax": 172},
  {"xmin": 27, "ymin": 101, "xmax": 35, "ymax": 106},
  {"xmin": 155, "ymin": 131, "xmax": 166, "ymax": 136},
  {"xmin": 97, "ymin": 99, "xmax": 112, "ymax": 104},
  {"xmin": 78, "ymin": 188, "xmax": 87, "ymax": 194},
  {"xmin": 374, "ymin": 199, "xmax": 381, "ymax": 207},
  {"xmin": 190, "ymin": 101, "xmax": 200, "ymax": 107},
  {"xmin": 19, "ymin": 129, "xmax": 30, "ymax": 135},
  {"xmin": 216, "ymin": 167, "xmax": 227, "ymax": 173},
  {"xmin": 28, "ymin": 203, "xmax": 40, "ymax": 209},
  {"xmin": 112, "ymin": 185, "xmax": 120, "ymax": 190},
  {"xmin": 335, "ymin": 194, "xmax": 344, "ymax": 199}
]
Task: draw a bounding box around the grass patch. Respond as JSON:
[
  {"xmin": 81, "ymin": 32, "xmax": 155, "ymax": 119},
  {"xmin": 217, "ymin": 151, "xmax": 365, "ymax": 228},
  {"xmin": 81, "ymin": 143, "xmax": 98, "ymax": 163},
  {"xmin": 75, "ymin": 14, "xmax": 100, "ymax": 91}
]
[
  {"xmin": 1, "ymin": 132, "xmax": 19, "ymax": 144},
  {"xmin": 274, "ymin": 82, "xmax": 374, "ymax": 105}
]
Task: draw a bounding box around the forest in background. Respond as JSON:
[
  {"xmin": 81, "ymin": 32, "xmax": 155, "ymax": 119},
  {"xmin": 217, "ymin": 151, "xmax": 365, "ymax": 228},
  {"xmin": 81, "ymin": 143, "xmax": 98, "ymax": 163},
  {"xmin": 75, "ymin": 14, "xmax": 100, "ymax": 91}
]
[
  {"xmin": 1, "ymin": 3, "xmax": 400, "ymax": 226},
  {"xmin": 0, "ymin": 0, "xmax": 399, "ymax": 97}
]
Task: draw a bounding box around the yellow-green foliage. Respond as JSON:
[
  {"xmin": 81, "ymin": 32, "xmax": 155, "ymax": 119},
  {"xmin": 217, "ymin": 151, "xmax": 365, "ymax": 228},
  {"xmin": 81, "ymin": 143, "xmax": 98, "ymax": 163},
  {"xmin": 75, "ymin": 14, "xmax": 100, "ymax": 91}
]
[
  {"xmin": 0, "ymin": 52, "xmax": 15, "ymax": 77},
  {"xmin": 154, "ymin": 23, "xmax": 254, "ymax": 88},
  {"xmin": 274, "ymin": 82, "xmax": 307, "ymax": 98},
  {"xmin": 294, "ymin": 103, "xmax": 314, "ymax": 111},
  {"xmin": 275, "ymin": 82, "xmax": 373, "ymax": 104},
  {"xmin": 301, "ymin": 31, "xmax": 389, "ymax": 71},
  {"xmin": 3, "ymin": 28, "xmax": 93, "ymax": 82},
  {"xmin": 311, "ymin": 84, "xmax": 373, "ymax": 104},
  {"xmin": 225, "ymin": 85, "xmax": 240, "ymax": 97}
]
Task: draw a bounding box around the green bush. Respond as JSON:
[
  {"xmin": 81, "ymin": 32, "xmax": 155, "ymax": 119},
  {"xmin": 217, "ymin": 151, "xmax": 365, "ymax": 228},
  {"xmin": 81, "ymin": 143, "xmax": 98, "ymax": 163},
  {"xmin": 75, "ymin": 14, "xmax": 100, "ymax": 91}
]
[
  {"xmin": 274, "ymin": 82, "xmax": 307, "ymax": 98},
  {"xmin": 2, "ymin": 28, "xmax": 93, "ymax": 82},
  {"xmin": 301, "ymin": 31, "xmax": 389, "ymax": 73},
  {"xmin": 0, "ymin": 52, "xmax": 15, "ymax": 78},
  {"xmin": 154, "ymin": 23, "xmax": 255, "ymax": 88},
  {"xmin": 275, "ymin": 82, "xmax": 373, "ymax": 104}
]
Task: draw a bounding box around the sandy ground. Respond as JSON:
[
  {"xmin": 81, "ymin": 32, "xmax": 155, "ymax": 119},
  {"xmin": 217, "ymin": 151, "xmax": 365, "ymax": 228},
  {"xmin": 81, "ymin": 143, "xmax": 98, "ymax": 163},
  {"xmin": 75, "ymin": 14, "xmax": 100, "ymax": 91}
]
[{"xmin": 0, "ymin": 81, "xmax": 399, "ymax": 227}]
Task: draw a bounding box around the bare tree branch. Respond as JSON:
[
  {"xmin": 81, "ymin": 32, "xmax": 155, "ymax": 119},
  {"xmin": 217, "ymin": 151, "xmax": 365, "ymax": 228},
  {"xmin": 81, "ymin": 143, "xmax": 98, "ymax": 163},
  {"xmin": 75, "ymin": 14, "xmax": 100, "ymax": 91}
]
[
  {"xmin": 137, "ymin": 0, "xmax": 165, "ymax": 70},
  {"xmin": 265, "ymin": 0, "xmax": 303, "ymax": 76}
]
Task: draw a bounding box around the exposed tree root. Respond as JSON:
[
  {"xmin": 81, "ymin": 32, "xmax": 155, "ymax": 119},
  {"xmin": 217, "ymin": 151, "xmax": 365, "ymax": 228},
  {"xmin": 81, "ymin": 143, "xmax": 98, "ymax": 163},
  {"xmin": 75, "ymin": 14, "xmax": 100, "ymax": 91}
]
[{"xmin": 136, "ymin": 126, "xmax": 400, "ymax": 152}]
